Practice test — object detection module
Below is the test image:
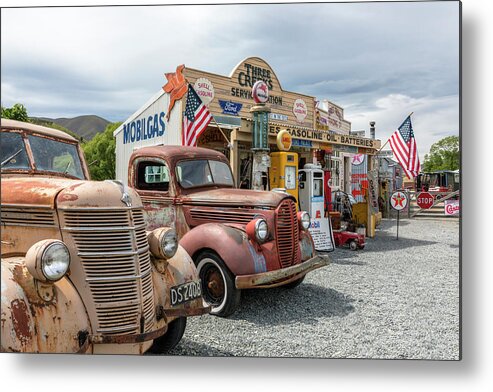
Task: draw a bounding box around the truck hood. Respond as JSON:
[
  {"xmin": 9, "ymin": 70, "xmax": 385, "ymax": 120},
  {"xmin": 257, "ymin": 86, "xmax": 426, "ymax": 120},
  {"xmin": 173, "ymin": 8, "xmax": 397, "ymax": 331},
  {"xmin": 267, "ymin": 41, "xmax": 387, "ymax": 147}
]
[
  {"xmin": 182, "ymin": 188, "xmax": 292, "ymax": 209},
  {"xmin": 1, "ymin": 176, "xmax": 142, "ymax": 209},
  {"xmin": 1, "ymin": 176, "xmax": 84, "ymax": 207}
]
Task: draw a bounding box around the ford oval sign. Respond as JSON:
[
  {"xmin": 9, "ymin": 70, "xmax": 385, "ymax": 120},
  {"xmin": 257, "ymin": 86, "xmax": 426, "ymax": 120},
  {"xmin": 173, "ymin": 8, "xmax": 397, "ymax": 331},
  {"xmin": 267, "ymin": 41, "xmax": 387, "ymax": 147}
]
[{"xmin": 252, "ymin": 80, "xmax": 269, "ymax": 104}]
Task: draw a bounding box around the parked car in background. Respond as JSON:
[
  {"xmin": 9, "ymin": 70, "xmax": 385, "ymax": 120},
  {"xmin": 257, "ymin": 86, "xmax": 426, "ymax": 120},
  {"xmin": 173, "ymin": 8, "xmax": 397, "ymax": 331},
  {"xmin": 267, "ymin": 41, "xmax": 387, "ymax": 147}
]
[
  {"xmin": 125, "ymin": 145, "xmax": 329, "ymax": 317},
  {"xmin": 1, "ymin": 119, "xmax": 209, "ymax": 354}
]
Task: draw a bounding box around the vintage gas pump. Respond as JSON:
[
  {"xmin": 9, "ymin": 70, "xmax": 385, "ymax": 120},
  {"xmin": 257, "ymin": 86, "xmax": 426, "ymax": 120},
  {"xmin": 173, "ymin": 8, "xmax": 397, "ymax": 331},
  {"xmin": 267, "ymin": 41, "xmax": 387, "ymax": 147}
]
[
  {"xmin": 269, "ymin": 151, "xmax": 298, "ymax": 202},
  {"xmin": 299, "ymin": 163, "xmax": 335, "ymax": 252}
]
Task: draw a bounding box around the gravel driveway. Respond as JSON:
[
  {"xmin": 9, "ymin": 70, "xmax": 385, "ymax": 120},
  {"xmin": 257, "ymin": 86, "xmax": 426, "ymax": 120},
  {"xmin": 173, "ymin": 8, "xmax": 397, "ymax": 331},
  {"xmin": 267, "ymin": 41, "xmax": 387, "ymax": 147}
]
[{"xmin": 166, "ymin": 218, "xmax": 460, "ymax": 360}]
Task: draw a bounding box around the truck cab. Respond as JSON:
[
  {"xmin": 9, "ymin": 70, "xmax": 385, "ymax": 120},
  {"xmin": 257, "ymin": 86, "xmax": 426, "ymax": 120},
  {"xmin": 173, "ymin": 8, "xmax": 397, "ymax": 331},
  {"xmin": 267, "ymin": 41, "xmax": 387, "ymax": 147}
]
[
  {"xmin": 127, "ymin": 145, "xmax": 329, "ymax": 317},
  {"xmin": 1, "ymin": 119, "xmax": 209, "ymax": 354}
]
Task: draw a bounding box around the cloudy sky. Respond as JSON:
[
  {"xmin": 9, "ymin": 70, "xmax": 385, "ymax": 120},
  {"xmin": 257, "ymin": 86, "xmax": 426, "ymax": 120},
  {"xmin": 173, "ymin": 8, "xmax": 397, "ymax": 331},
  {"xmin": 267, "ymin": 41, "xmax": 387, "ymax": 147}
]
[{"xmin": 1, "ymin": 1, "xmax": 459, "ymax": 159}]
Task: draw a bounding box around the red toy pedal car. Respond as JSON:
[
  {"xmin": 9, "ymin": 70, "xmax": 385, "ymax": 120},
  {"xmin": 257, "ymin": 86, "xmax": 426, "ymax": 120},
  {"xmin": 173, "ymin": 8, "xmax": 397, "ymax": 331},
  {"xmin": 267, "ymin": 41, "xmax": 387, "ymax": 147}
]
[{"xmin": 333, "ymin": 230, "xmax": 366, "ymax": 250}]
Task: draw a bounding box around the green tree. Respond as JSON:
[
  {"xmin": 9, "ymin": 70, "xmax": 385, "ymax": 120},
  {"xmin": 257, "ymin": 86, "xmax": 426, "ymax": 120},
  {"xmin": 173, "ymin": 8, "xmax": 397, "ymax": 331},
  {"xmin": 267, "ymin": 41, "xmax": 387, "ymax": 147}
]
[
  {"xmin": 1, "ymin": 103, "xmax": 29, "ymax": 122},
  {"xmin": 82, "ymin": 122, "xmax": 121, "ymax": 181},
  {"xmin": 422, "ymin": 135, "xmax": 460, "ymax": 172}
]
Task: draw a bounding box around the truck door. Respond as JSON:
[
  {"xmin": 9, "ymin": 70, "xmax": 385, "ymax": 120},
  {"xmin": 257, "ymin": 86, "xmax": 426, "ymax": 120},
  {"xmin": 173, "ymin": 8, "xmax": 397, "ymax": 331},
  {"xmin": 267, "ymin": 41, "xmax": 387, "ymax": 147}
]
[{"xmin": 132, "ymin": 159, "xmax": 177, "ymax": 231}]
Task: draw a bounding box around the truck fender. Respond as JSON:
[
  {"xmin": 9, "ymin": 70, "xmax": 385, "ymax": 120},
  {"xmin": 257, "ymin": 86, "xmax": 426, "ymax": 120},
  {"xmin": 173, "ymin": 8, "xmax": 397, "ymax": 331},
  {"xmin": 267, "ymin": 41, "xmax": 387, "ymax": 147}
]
[
  {"xmin": 151, "ymin": 245, "xmax": 206, "ymax": 321},
  {"xmin": 179, "ymin": 223, "xmax": 264, "ymax": 277},
  {"xmin": 1, "ymin": 257, "xmax": 92, "ymax": 353}
]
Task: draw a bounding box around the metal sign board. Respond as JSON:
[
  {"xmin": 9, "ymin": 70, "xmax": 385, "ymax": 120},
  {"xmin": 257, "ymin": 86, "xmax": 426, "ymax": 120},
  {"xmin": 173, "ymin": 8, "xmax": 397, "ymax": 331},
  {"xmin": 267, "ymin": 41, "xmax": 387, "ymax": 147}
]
[
  {"xmin": 390, "ymin": 191, "xmax": 408, "ymax": 211},
  {"xmin": 377, "ymin": 150, "xmax": 394, "ymax": 158},
  {"xmin": 416, "ymin": 192, "xmax": 434, "ymax": 209}
]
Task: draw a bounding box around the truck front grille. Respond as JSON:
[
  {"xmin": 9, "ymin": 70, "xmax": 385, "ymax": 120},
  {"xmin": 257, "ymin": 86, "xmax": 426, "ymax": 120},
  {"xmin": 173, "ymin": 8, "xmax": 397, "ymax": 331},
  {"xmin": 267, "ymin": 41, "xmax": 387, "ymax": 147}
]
[
  {"xmin": 60, "ymin": 208, "xmax": 155, "ymax": 335},
  {"xmin": 275, "ymin": 199, "xmax": 300, "ymax": 268},
  {"xmin": 1, "ymin": 206, "xmax": 56, "ymax": 227},
  {"xmin": 189, "ymin": 208, "xmax": 256, "ymax": 225}
]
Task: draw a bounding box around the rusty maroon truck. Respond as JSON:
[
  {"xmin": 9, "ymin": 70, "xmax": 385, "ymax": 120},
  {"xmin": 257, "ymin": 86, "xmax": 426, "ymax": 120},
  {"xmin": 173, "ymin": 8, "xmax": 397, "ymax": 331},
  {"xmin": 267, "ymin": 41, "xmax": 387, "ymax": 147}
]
[
  {"xmin": 126, "ymin": 146, "xmax": 329, "ymax": 317},
  {"xmin": 1, "ymin": 119, "xmax": 209, "ymax": 354}
]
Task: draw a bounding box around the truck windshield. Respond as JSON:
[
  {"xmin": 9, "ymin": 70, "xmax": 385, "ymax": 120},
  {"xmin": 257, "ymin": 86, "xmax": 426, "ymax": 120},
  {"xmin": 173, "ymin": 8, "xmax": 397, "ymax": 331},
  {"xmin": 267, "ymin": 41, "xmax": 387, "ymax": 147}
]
[
  {"xmin": 28, "ymin": 135, "xmax": 85, "ymax": 179},
  {"xmin": 176, "ymin": 159, "xmax": 234, "ymax": 188},
  {"xmin": 1, "ymin": 132, "xmax": 30, "ymax": 169}
]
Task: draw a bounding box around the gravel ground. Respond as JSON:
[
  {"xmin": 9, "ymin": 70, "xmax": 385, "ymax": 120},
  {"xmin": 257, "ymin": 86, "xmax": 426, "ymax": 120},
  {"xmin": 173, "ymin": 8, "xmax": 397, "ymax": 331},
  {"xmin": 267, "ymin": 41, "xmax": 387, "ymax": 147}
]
[{"xmin": 166, "ymin": 218, "xmax": 460, "ymax": 359}]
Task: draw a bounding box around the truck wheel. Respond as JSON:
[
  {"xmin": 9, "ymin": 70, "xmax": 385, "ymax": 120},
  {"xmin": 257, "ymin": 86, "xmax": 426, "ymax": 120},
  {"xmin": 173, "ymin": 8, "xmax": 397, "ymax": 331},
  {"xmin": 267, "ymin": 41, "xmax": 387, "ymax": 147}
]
[
  {"xmin": 195, "ymin": 251, "xmax": 241, "ymax": 317},
  {"xmin": 349, "ymin": 240, "xmax": 358, "ymax": 251},
  {"xmin": 147, "ymin": 317, "xmax": 187, "ymax": 354},
  {"xmin": 282, "ymin": 275, "xmax": 306, "ymax": 289}
]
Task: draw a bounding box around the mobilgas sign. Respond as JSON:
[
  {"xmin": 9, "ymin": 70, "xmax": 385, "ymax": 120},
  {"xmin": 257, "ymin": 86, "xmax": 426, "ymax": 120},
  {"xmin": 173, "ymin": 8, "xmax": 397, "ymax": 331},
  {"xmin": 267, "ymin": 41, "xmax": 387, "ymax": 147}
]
[
  {"xmin": 123, "ymin": 112, "xmax": 166, "ymax": 144},
  {"xmin": 219, "ymin": 100, "xmax": 243, "ymax": 116}
]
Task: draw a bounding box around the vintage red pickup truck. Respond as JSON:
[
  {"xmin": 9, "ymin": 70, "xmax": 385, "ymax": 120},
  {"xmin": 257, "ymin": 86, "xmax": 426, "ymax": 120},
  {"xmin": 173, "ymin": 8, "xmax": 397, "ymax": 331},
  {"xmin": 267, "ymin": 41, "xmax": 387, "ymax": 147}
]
[{"xmin": 126, "ymin": 145, "xmax": 330, "ymax": 316}]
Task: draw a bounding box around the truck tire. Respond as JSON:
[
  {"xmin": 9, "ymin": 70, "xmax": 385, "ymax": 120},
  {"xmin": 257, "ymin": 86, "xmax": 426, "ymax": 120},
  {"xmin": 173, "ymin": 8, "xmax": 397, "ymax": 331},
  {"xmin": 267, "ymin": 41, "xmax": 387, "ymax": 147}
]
[
  {"xmin": 282, "ymin": 275, "xmax": 306, "ymax": 289},
  {"xmin": 147, "ymin": 317, "xmax": 187, "ymax": 354},
  {"xmin": 195, "ymin": 251, "xmax": 241, "ymax": 317}
]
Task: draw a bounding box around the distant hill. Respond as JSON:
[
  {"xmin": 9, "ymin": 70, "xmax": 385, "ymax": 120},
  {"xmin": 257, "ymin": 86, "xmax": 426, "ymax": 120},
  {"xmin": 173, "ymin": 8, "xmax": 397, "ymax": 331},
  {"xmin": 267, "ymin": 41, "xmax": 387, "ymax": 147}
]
[
  {"xmin": 29, "ymin": 118, "xmax": 82, "ymax": 141},
  {"xmin": 33, "ymin": 115, "xmax": 110, "ymax": 140}
]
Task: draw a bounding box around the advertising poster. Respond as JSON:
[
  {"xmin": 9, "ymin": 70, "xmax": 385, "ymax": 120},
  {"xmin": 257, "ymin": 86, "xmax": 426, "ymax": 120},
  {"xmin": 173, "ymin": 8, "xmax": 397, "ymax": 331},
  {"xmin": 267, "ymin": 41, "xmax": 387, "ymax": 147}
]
[{"xmin": 308, "ymin": 196, "xmax": 335, "ymax": 252}]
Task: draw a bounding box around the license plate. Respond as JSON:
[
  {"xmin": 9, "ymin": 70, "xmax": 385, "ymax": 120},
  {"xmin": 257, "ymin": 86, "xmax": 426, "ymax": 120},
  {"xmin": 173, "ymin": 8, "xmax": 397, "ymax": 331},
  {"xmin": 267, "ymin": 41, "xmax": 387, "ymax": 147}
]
[{"xmin": 170, "ymin": 280, "xmax": 202, "ymax": 306}]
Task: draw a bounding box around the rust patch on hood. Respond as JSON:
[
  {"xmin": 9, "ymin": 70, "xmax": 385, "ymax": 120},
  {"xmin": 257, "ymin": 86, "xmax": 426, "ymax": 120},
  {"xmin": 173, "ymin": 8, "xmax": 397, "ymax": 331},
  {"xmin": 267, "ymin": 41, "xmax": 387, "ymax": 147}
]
[
  {"xmin": 1, "ymin": 176, "xmax": 84, "ymax": 207},
  {"xmin": 11, "ymin": 299, "xmax": 32, "ymax": 345}
]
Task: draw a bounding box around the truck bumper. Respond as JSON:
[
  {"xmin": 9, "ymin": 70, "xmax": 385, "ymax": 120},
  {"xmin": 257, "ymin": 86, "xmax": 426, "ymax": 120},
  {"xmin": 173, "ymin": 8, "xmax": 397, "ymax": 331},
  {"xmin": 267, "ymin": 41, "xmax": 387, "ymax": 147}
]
[
  {"xmin": 235, "ymin": 255, "xmax": 330, "ymax": 289},
  {"xmin": 83, "ymin": 303, "xmax": 211, "ymax": 352}
]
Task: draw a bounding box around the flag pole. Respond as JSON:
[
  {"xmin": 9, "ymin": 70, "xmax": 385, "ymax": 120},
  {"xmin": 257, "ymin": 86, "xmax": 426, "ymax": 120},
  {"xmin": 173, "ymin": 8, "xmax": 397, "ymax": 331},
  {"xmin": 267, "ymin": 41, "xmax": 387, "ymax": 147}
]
[
  {"xmin": 377, "ymin": 111, "xmax": 414, "ymax": 154},
  {"xmin": 210, "ymin": 115, "xmax": 231, "ymax": 146}
]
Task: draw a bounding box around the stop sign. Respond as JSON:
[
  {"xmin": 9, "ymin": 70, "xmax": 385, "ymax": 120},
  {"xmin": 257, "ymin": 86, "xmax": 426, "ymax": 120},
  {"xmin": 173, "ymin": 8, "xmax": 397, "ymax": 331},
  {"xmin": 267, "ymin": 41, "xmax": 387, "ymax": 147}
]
[{"xmin": 417, "ymin": 192, "xmax": 434, "ymax": 209}]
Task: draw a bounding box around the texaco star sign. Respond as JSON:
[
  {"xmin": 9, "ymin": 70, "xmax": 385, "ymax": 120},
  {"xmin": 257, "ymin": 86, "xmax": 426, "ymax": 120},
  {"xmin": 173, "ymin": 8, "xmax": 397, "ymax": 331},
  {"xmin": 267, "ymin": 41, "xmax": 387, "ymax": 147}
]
[
  {"xmin": 390, "ymin": 191, "xmax": 408, "ymax": 211},
  {"xmin": 351, "ymin": 154, "xmax": 364, "ymax": 166}
]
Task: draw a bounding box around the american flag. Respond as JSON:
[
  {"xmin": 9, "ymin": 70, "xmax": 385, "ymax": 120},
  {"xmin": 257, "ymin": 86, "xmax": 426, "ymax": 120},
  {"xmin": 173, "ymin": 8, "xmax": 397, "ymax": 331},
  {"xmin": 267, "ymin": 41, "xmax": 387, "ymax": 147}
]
[
  {"xmin": 182, "ymin": 84, "xmax": 213, "ymax": 146},
  {"xmin": 389, "ymin": 115, "xmax": 421, "ymax": 179}
]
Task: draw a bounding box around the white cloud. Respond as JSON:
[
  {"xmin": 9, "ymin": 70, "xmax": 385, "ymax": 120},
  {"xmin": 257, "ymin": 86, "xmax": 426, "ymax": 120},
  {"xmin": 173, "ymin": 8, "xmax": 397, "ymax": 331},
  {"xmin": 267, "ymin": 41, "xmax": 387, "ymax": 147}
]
[
  {"xmin": 1, "ymin": 1, "xmax": 460, "ymax": 152},
  {"xmin": 345, "ymin": 93, "xmax": 459, "ymax": 160}
]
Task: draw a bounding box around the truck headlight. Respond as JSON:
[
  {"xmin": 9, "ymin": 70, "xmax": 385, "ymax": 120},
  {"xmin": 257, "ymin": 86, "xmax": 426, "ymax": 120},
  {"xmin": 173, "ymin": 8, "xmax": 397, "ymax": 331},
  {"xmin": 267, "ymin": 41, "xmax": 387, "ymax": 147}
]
[
  {"xmin": 26, "ymin": 240, "xmax": 71, "ymax": 282},
  {"xmin": 298, "ymin": 211, "xmax": 311, "ymax": 230},
  {"xmin": 246, "ymin": 218, "xmax": 269, "ymax": 244},
  {"xmin": 255, "ymin": 219, "xmax": 269, "ymax": 242},
  {"xmin": 147, "ymin": 227, "xmax": 178, "ymax": 259}
]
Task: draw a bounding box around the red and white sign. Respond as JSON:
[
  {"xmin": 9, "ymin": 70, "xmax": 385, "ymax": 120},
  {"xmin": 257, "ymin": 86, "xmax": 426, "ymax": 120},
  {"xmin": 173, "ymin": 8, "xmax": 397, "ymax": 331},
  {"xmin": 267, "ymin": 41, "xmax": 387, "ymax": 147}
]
[
  {"xmin": 444, "ymin": 199, "xmax": 460, "ymax": 216},
  {"xmin": 293, "ymin": 98, "xmax": 308, "ymax": 122},
  {"xmin": 351, "ymin": 154, "xmax": 365, "ymax": 166},
  {"xmin": 416, "ymin": 191, "xmax": 434, "ymax": 209},
  {"xmin": 390, "ymin": 191, "xmax": 408, "ymax": 211},
  {"xmin": 252, "ymin": 80, "xmax": 269, "ymax": 103},
  {"xmin": 194, "ymin": 78, "xmax": 215, "ymax": 106}
]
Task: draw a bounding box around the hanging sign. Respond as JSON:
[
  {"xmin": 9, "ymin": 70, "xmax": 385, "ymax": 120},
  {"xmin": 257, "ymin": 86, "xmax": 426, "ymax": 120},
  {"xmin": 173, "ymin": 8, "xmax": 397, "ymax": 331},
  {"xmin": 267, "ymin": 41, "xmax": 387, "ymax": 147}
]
[
  {"xmin": 252, "ymin": 80, "xmax": 269, "ymax": 103},
  {"xmin": 390, "ymin": 191, "xmax": 408, "ymax": 211},
  {"xmin": 276, "ymin": 129, "xmax": 292, "ymax": 151},
  {"xmin": 351, "ymin": 154, "xmax": 365, "ymax": 166},
  {"xmin": 293, "ymin": 98, "xmax": 308, "ymax": 122},
  {"xmin": 219, "ymin": 100, "xmax": 243, "ymax": 116},
  {"xmin": 193, "ymin": 78, "xmax": 215, "ymax": 105},
  {"xmin": 292, "ymin": 138, "xmax": 313, "ymax": 148},
  {"xmin": 367, "ymin": 170, "xmax": 379, "ymax": 214}
]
